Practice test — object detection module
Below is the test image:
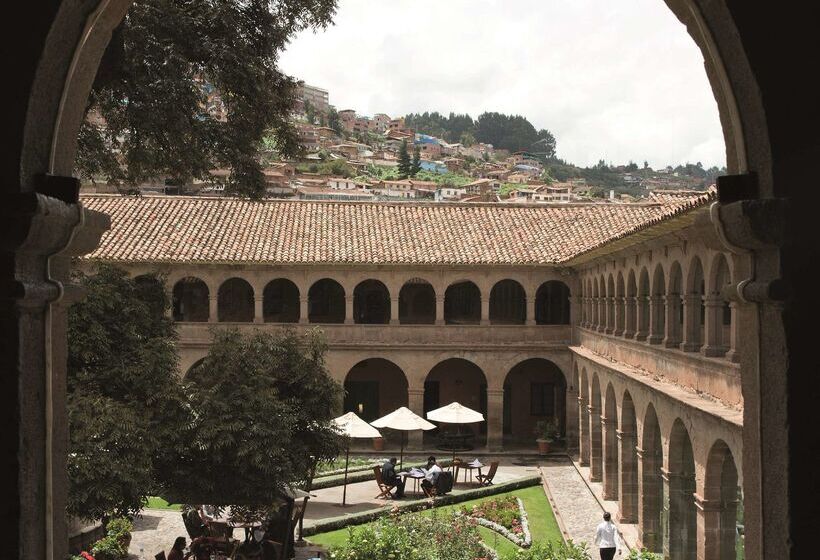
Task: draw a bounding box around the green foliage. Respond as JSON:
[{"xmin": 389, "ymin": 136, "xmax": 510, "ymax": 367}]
[
  {"xmin": 105, "ymin": 517, "xmax": 133, "ymax": 538},
  {"xmin": 170, "ymin": 328, "xmax": 343, "ymax": 517},
  {"xmin": 503, "ymin": 540, "xmax": 590, "ymax": 560},
  {"xmin": 330, "ymin": 511, "xmax": 486, "ymax": 560},
  {"xmin": 461, "ymin": 496, "xmax": 521, "ymax": 530},
  {"xmin": 297, "ymin": 158, "xmax": 356, "ymax": 177},
  {"xmin": 411, "ymin": 144, "xmax": 422, "ymax": 177},
  {"xmin": 76, "ymin": 0, "xmax": 337, "ymax": 198},
  {"xmin": 535, "ymin": 418, "xmax": 559, "ymax": 441},
  {"xmin": 328, "ymin": 107, "xmax": 344, "ymax": 134},
  {"xmin": 91, "ymin": 535, "xmax": 127, "ymax": 560},
  {"xmin": 67, "ymin": 265, "xmax": 184, "ymax": 521},
  {"xmin": 625, "ymin": 549, "xmax": 663, "ymax": 560},
  {"xmin": 397, "ymin": 139, "xmax": 412, "ymax": 178}
]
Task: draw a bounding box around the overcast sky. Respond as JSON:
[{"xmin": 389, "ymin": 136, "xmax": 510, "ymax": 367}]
[{"xmin": 278, "ymin": 0, "xmax": 726, "ymax": 169}]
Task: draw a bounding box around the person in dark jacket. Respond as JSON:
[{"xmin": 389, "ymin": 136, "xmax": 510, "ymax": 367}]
[{"xmin": 382, "ymin": 457, "xmax": 406, "ymax": 498}]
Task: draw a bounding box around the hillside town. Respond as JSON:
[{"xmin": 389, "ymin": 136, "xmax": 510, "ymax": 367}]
[{"xmin": 82, "ymin": 80, "xmax": 718, "ymax": 204}]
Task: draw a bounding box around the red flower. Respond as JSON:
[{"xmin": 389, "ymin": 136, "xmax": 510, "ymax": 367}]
[{"xmin": 80, "ymin": 552, "xmax": 96, "ymax": 560}]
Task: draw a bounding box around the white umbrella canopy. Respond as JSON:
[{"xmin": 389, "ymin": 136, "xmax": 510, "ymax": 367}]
[
  {"xmin": 426, "ymin": 402, "xmax": 484, "ymax": 424},
  {"xmin": 331, "ymin": 412, "xmax": 382, "ymax": 506},
  {"xmin": 371, "ymin": 407, "xmax": 436, "ymax": 469}
]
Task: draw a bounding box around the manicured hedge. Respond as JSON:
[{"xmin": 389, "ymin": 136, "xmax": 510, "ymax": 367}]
[{"xmin": 302, "ymin": 474, "xmax": 542, "ymax": 536}]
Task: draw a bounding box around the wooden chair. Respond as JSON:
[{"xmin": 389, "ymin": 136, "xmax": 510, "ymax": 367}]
[
  {"xmin": 154, "ymin": 552, "xmax": 166, "ymax": 560},
  {"xmin": 476, "ymin": 461, "xmax": 499, "ymax": 486},
  {"xmin": 373, "ymin": 466, "xmax": 393, "ymax": 499}
]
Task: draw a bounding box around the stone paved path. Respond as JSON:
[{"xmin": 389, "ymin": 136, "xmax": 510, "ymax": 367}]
[{"xmin": 540, "ymin": 457, "xmax": 608, "ymax": 548}]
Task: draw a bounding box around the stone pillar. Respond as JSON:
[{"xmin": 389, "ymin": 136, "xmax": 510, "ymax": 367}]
[
  {"xmin": 299, "ymin": 296, "xmax": 309, "ymax": 324},
  {"xmin": 578, "ymin": 397, "xmax": 589, "ymax": 465},
  {"xmin": 601, "ymin": 416, "xmax": 618, "ymax": 500},
  {"xmin": 634, "ymin": 296, "xmax": 648, "ymax": 341},
  {"xmin": 695, "ymin": 494, "xmax": 738, "ymax": 560},
  {"xmin": 613, "ymin": 296, "xmax": 625, "ymax": 336},
  {"xmin": 344, "ymin": 294, "xmax": 354, "ymax": 325},
  {"xmin": 407, "ymin": 387, "xmax": 425, "ymax": 449},
  {"xmin": 526, "ymin": 293, "xmax": 537, "ymax": 325},
  {"xmin": 597, "ymin": 297, "xmax": 606, "ymax": 331},
  {"xmin": 624, "ymin": 296, "xmax": 637, "ymax": 338},
  {"xmin": 663, "ymin": 293, "xmax": 681, "ymax": 348},
  {"xmin": 701, "ymin": 295, "xmax": 727, "ymax": 357},
  {"xmin": 663, "ymin": 469, "xmax": 697, "ymax": 560},
  {"xmin": 637, "ymin": 447, "xmax": 662, "ymax": 552},
  {"xmin": 617, "ymin": 429, "xmax": 638, "ymax": 523},
  {"xmin": 254, "ymin": 295, "xmax": 264, "ymax": 323},
  {"xmin": 589, "ymin": 405, "xmax": 602, "ymax": 482},
  {"xmin": 580, "ymin": 297, "xmax": 588, "ymax": 327},
  {"xmin": 647, "ymin": 295, "xmax": 664, "ymax": 344},
  {"xmin": 390, "ymin": 296, "xmax": 400, "ymax": 325},
  {"xmin": 605, "ymin": 297, "xmax": 615, "ymax": 334},
  {"xmin": 480, "ymin": 296, "xmax": 490, "ymax": 325},
  {"xmin": 680, "ymin": 293, "xmax": 702, "ymax": 351},
  {"xmin": 486, "ymin": 388, "xmax": 504, "ymax": 451},
  {"xmin": 435, "ymin": 295, "xmax": 445, "ymax": 325},
  {"xmin": 725, "ymin": 302, "xmax": 741, "ymax": 363},
  {"xmin": 209, "ymin": 294, "xmax": 219, "ymax": 323},
  {"xmin": 165, "ymin": 288, "xmax": 174, "ymax": 319}
]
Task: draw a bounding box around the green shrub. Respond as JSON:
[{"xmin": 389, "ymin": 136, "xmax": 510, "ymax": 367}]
[
  {"xmin": 105, "ymin": 517, "xmax": 132, "ymax": 538},
  {"xmin": 503, "ymin": 540, "xmax": 590, "ymax": 560},
  {"xmin": 91, "ymin": 535, "xmax": 127, "ymax": 560},
  {"xmin": 626, "ymin": 550, "xmax": 663, "ymax": 560}
]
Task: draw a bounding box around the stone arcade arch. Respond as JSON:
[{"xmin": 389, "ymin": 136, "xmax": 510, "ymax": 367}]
[
  {"xmin": 589, "ymin": 373, "xmax": 603, "ymax": 482},
  {"xmin": 353, "ymin": 279, "xmax": 390, "ymax": 324},
  {"xmin": 666, "ymin": 261, "xmax": 684, "ymax": 348},
  {"xmin": 217, "ymin": 277, "xmax": 254, "ymax": 322},
  {"xmin": 579, "ymin": 368, "xmax": 590, "ymax": 466},
  {"xmin": 619, "ymin": 391, "xmax": 639, "ymax": 523},
  {"xmin": 308, "ymin": 278, "xmax": 345, "ymax": 323},
  {"xmin": 489, "ymin": 279, "xmax": 526, "ymax": 325},
  {"xmin": 649, "ymin": 264, "xmax": 666, "ymax": 344},
  {"xmin": 636, "ymin": 267, "xmax": 651, "ymax": 340},
  {"xmin": 343, "ymin": 358, "xmax": 408, "ymax": 428},
  {"xmin": 444, "ymin": 281, "xmax": 481, "ymax": 325},
  {"xmin": 703, "ymin": 440, "xmax": 742, "ymax": 560},
  {"xmin": 603, "ymin": 383, "xmax": 619, "ymax": 500},
  {"xmin": 682, "ymin": 257, "xmax": 706, "ymax": 351},
  {"xmin": 423, "ymin": 358, "xmax": 487, "ymax": 446},
  {"xmin": 502, "ymin": 358, "xmax": 567, "ymax": 443},
  {"xmin": 615, "ymin": 272, "xmax": 626, "ymax": 336},
  {"xmin": 172, "ymin": 276, "xmax": 209, "ymax": 322},
  {"xmin": 640, "ymin": 404, "xmax": 664, "ymax": 553},
  {"xmin": 606, "ymin": 274, "xmax": 616, "ymax": 334},
  {"xmin": 399, "ymin": 278, "xmax": 435, "ymax": 324},
  {"xmin": 263, "ymin": 278, "xmax": 299, "ymax": 323},
  {"xmin": 535, "ymin": 280, "xmax": 571, "ymax": 325},
  {"xmin": 667, "ymin": 419, "xmax": 697, "ymax": 560},
  {"xmin": 626, "ymin": 270, "xmax": 638, "ymax": 338},
  {"xmin": 705, "ymin": 254, "xmax": 733, "ymax": 358}
]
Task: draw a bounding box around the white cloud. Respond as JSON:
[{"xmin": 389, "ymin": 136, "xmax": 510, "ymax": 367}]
[{"xmin": 279, "ymin": 0, "xmax": 725, "ymax": 168}]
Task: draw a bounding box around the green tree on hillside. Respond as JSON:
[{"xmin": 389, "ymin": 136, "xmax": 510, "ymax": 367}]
[
  {"xmin": 397, "ymin": 139, "xmax": 412, "ymax": 178},
  {"xmin": 328, "ymin": 107, "xmax": 343, "ymax": 135},
  {"xmin": 304, "ymin": 99, "xmax": 317, "ymax": 125},
  {"xmin": 411, "ymin": 144, "xmax": 422, "ymax": 177},
  {"xmin": 75, "ymin": 0, "xmax": 337, "ymax": 198}
]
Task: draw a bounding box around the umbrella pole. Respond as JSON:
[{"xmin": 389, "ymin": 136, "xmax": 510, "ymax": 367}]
[
  {"xmin": 342, "ymin": 442, "xmax": 350, "ymax": 506},
  {"xmin": 399, "ymin": 432, "xmax": 405, "ymax": 471}
]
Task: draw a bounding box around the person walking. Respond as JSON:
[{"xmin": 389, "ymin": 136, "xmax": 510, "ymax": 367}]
[{"xmin": 593, "ymin": 512, "xmax": 622, "ymax": 560}]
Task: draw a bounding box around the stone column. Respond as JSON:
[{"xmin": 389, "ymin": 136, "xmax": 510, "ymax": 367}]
[
  {"xmin": 578, "ymin": 397, "xmax": 589, "ymax": 465},
  {"xmin": 701, "ymin": 295, "xmax": 727, "ymax": 357},
  {"xmin": 480, "ymin": 296, "xmax": 490, "ymax": 325},
  {"xmin": 486, "ymin": 388, "xmax": 504, "ymax": 451},
  {"xmin": 663, "ymin": 469, "xmax": 697, "ymax": 560},
  {"xmin": 680, "ymin": 294, "xmax": 702, "ymax": 351},
  {"xmin": 299, "ymin": 296, "xmax": 309, "ymax": 324},
  {"xmin": 601, "ymin": 416, "xmax": 618, "ymax": 499},
  {"xmin": 605, "ymin": 297, "xmax": 615, "ymax": 334},
  {"xmin": 617, "ymin": 429, "xmax": 638, "ymax": 523},
  {"xmin": 663, "ymin": 293, "xmax": 681, "ymax": 348},
  {"xmin": 597, "ymin": 298, "xmax": 606, "ymax": 332},
  {"xmin": 407, "ymin": 387, "xmax": 425, "ymax": 449},
  {"xmin": 435, "ymin": 295, "xmax": 445, "ymax": 325},
  {"xmin": 613, "ymin": 296, "xmax": 625, "ymax": 336},
  {"xmin": 344, "ymin": 294, "xmax": 354, "ymax": 325},
  {"xmin": 390, "ymin": 296, "xmax": 400, "ymax": 325},
  {"xmin": 526, "ymin": 293, "xmax": 537, "ymax": 326},
  {"xmin": 253, "ymin": 295, "xmax": 264, "ymax": 323},
  {"xmin": 695, "ymin": 494, "xmax": 738, "ymax": 560},
  {"xmin": 634, "ymin": 295, "xmax": 648, "ymax": 341},
  {"xmin": 624, "ymin": 296, "xmax": 637, "ymax": 338},
  {"xmin": 726, "ymin": 302, "xmax": 741, "ymax": 363},
  {"xmin": 209, "ymin": 294, "xmax": 219, "ymax": 323},
  {"xmin": 636, "ymin": 448, "xmax": 661, "ymax": 552},
  {"xmin": 589, "ymin": 404, "xmax": 602, "ymax": 482},
  {"xmin": 647, "ymin": 295, "xmax": 664, "ymax": 344}
]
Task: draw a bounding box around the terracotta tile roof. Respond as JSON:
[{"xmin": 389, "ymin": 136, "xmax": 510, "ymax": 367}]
[{"xmin": 80, "ymin": 190, "xmax": 715, "ymax": 266}]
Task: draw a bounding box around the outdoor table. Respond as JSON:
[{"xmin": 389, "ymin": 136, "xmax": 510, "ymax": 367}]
[
  {"xmin": 454, "ymin": 460, "xmax": 484, "ymax": 484},
  {"xmin": 227, "ymin": 519, "xmax": 264, "ymax": 542},
  {"xmin": 399, "ymin": 469, "xmax": 426, "ymax": 496}
]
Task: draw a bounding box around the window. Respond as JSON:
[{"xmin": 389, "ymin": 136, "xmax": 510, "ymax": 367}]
[{"xmin": 530, "ymin": 382, "xmax": 554, "ymax": 416}]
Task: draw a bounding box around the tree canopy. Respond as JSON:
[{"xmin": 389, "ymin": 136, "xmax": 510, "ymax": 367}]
[{"xmin": 75, "ymin": 0, "xmax": 337, "ymax": 198}]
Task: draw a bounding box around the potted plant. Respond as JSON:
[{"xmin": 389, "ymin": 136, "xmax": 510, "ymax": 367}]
[
  {"xmin": 535, "ymin": 418, "xmax": 558, "ymax": 455},
  {"xmin": 373, "ymin": 436, "xmax": 385, "ymax": 451}
]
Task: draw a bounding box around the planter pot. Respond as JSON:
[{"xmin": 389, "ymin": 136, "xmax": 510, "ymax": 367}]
[
  {"xmin": 536, "ymin": 439, "xmax": 551, "ymax": 455},
  {"xmin": 372, "ymin": 437, "xmax": 385, "ymax": 451}
]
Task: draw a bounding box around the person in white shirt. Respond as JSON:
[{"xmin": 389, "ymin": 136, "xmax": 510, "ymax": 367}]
[
  {"xmin": 593, "ymin": 512, "xmax": 621, "ymax": 559},
  {"xmin": 421, "ymin": 455, "xmax": 442, "ymax": 496}
]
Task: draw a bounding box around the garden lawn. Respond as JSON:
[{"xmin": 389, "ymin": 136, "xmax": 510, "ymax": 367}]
[
  {"xmin": 145, "ymin": 496, "xmax": 181, "ymax": 511},
  {"xmin": 306, "ymin": 485, "xmax": 562, "ymax": 555}
]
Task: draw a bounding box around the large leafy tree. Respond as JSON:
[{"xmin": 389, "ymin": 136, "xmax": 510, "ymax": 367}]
[
  {"xmin": 76, "ymin": 0, "xmax": 337, "ymax": 198},
  {"xmin": 411, "ymin": 144, "xmax": 421, "ymax": 177},
  {"xmin": 397, "ymin": 139, "xmax": 412, "ymax": 178},
  {"xmin": 67, "ymin": 265, "xmax": 184, "ymax": 520},
  {"xmin": 167, "ymin": 328, "xmax": 343, "ymax": 516}
]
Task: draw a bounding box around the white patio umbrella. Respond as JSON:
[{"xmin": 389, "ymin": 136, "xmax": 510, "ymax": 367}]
[
  {"xmin": 426, "ymin": 402, "xmax": 485, "ymax": 468},
  {"xmin": 371, "ymin": 406, "xmax": 436, "ymax": 470},
  {"xmin": 332, "ymin": 412, "xmax": 382, "ymax": 506}
]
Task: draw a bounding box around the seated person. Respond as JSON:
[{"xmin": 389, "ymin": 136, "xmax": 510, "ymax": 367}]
[
  {"xmin": 382, "ymin": 457, "xmax": 406, "ymax": 498},
  {"xmin": 421, "ymin": 456, "xmax": 442, "ymax": 496},
  {"xmin": 167, "ymin": 536, "xmax": 191, "ymax": 560},
  {"xmin": 182, "ymin": 508, "xmax": 208, "ymax": 539},
  {"xmin": 188, "ymin": 536, "xmax": 223, "ymax": 560},
  {"xmin": 263, "ymin": 497, "xmax": 295, "ymax": 560}
]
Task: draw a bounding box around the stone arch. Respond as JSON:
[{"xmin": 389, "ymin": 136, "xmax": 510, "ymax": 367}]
[
  {"xmin": 640, "ymin": 403, "xmax": 664, "ymax": 553},
  {"xmin": 637, "ymin": 267, "xmax": 651, "ymax": 340},
  {"xmin": 603, "ymin": 382, "xmax": 619, "ymax": 500},
  {"xmin": 668, "ymin": 419, "xmax": 697, "ymax": 560},
  {"xmin": 217, "ymin": 277, "xmax": 254, "ymax": 322},
  {"xmin": 424, "ymin": 358, "xmax": 488, "ymax": 445},
  {"xmin": 626, "ymin": 269, "xmax": 638, "ymax": 338},
  {"xmin": 263, "ymin": 278, "xmax": 299, "ymax": 323},
  {"xmin": 308, "ymin": 278, "xmax": 345, "ymax": 323},
  {"xmin": 185, "ymin": 357, "xmax": 206, "ymax": 379},
  {"xmin": 399, "ymin": 277, "xmax": 435, "ymax": 324},
  {"xmin": 503, "ymin": 358, "xmax": 567, "ymax": 443},
  {"xmin": 649, "ymin": 264, "xmax": 666, "ymax": 344},
  {"xmin": 343, "ymin": 358, "xmax": 408, "ymax": 424},
  {"xmin": 606, "ymin": 273, "xmax": 616, "ymax": 333},
  {"xmin": 579, "ymin": 367, "xmax": 590, "ymax": 466},
  {"xmin": 682, "ymin": 256, "xmax": 706, "ymax": 351},
  {"xmin": 597, "ymin": 276, "xmax": 606, "ymax": 331},
  {"xmin": 444, "ymin": 281, "xmax": 481, "ymax": 325},
  {"xmin": 620, "ymin": 390, "xmax": 639, "ymax": 523},
  {"xmin": 172, "ymin": 276, "xmax": 209, "ymax": 322},
  {"xmin": 535, "ymin": 280, "xmax": 571, "ymax": 325},
  {"xmin": 489, "ymin": 279, "xmax": 526, "ymax": 325},
  {"xmin": 615, "ymin": 271, "xmax": 626, "ymax": 335},
  {"xmin": 592, "ymin": 277, "xmax": 600, "ymax": 328},
  {"xmin": 703, "ymin": 439, "xmax": 742, "ymax": 560},
  {"xmin": 666, "ymin": 261, "xmax": 684, "ymax": 347},
  {"xmin": 705, "ymin": 253, "xmax": 733, "ymax": 357},
  {"xmin": 590, "ymin": 372, "xmax": 603, "ymax": 482},
  {"xmin": 353, "ymin": 279, "xmax": 390, "ymax": 324}
]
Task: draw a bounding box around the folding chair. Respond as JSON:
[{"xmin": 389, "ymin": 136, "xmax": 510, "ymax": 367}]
[
  {"xmin": 154, "ymin": 552, "xmax": 167, "ymax": 560},
  {"xmin": 476, "ymin": 461, "xmax": 499, "ymax": 486},
  {"xmin": 373, "ymin": 466, "xmax": 394, "ymax": 499}
]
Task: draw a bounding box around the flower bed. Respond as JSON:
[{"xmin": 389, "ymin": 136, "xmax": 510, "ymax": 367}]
[{"xmin": 460, "ymin": 496, "xmax": 532, "ymax": 548}]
